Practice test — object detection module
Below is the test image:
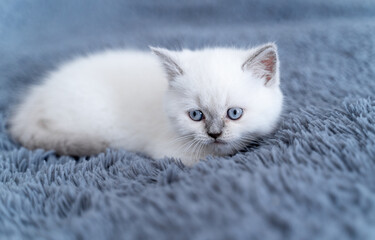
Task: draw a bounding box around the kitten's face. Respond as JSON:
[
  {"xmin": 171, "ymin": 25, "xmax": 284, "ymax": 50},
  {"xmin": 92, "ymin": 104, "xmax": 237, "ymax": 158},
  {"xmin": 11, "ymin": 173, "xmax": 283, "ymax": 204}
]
[{"xmin": 153, "ymin": 44, "xmax": 283, "ymax": 157}]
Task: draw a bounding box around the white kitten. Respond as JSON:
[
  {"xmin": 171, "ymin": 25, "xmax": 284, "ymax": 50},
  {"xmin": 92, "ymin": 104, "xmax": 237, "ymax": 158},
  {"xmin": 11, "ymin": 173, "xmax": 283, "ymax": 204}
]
[{"xmin": 9, "ymin": 43, "xmax": 283, "ymax": 165}]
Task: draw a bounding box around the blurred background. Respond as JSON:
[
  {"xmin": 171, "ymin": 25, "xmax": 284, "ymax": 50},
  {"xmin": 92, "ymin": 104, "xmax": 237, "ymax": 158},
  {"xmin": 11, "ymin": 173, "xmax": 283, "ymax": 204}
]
[{"xmin": 1, "ymin": 0, "xmax": 375, "ymax": 113}]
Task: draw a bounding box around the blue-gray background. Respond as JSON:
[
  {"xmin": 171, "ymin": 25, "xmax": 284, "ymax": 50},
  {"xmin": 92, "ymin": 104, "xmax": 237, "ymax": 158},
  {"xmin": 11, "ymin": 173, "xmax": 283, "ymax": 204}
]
[{"xmin": 1, "ymin": 1, "xmax": 375, "ymax": 239}]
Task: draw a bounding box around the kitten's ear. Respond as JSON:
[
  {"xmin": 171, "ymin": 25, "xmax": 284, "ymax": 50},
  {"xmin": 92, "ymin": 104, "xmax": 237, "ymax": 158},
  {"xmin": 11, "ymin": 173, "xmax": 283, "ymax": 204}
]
[
  {"xmin": 242, "ymin": 43, "xmax": 279, "ymax": 87},
  {"xmin": 150, "ymin": 47, "xmax": 183, "ymax": 82}
]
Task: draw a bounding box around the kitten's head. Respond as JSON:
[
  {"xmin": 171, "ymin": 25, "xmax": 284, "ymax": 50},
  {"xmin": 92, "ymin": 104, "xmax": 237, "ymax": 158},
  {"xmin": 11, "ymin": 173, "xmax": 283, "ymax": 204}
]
[{"xmin": 151, "ymin": 43, "xmax": 283, "ymax": 157}]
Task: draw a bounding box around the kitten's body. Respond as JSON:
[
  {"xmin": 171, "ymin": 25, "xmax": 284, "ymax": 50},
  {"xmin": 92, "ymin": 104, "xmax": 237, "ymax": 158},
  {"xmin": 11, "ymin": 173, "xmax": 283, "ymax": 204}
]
[{"xmin": 9, "ymin": 44, "xmax": 283, "ymax": 165}]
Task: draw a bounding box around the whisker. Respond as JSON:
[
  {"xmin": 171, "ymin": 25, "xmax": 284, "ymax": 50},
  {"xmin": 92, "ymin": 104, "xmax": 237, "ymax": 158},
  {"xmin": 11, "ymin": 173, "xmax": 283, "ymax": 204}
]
[
  {"xmin": 194, "ymin": 139, "xmax": 205, "ymax": 161},
  {"xmin": 181, "ymin": 138, "xmax": 200, "ymax": 154},
  {"xmin": 189, "ymin": 140, "xmax": 202, "ymax": 160},
  {"xmin": 167, "ymin": 133, "xmax": 195, "ymax": 145}
]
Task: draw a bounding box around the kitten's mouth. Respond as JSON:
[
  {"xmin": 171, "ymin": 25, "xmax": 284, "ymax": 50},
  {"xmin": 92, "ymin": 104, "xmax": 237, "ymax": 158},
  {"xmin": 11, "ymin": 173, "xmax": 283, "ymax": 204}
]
[{"xmin": 212, "ymin": 139, "xmax": 227, "ymax": 145}]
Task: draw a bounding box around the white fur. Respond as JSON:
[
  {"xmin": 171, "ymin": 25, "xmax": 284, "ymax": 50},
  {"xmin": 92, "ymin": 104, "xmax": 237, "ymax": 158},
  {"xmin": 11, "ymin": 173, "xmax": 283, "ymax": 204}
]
[{"xmin": 9, "ymin": 44, "xmax": 283, "ymax": 165}]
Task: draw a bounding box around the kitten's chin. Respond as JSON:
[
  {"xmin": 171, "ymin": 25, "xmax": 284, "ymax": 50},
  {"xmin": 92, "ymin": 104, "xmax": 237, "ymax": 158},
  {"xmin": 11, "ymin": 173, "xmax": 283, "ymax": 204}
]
[{"xmin": 206, "ymin": 140, "xmax": 237, "ymax": 156}]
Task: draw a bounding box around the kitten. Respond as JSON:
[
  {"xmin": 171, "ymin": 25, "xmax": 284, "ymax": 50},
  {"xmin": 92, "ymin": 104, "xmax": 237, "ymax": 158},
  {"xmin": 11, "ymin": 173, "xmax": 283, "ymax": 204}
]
[{"xmin": 8, "ymin": 43, "xmax": 283, "ymax": 165}]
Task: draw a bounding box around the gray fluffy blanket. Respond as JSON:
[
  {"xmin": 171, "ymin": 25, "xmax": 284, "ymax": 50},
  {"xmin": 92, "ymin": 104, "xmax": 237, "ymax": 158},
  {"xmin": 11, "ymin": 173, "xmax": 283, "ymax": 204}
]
[{"xmin": 1, "ymin": 0, "xmax": 375, "ymax": 239}]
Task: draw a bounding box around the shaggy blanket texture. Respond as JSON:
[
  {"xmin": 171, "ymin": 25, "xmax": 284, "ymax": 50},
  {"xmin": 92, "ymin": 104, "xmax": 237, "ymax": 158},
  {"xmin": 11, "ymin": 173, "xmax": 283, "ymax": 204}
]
[{"xmin": 1, "ymin": 0, "xmax": 375, "ymax": 239}]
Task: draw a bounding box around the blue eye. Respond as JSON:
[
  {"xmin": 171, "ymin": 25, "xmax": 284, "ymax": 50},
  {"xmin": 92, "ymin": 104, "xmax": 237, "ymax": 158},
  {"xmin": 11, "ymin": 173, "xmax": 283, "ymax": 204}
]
[
  {"xmin": 227, "ymin": 108, "xmax": 243, "ymax": 120},
  {"xmin": 188, "ymin": 110, "xmax": 204, "ymax": 121}
]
